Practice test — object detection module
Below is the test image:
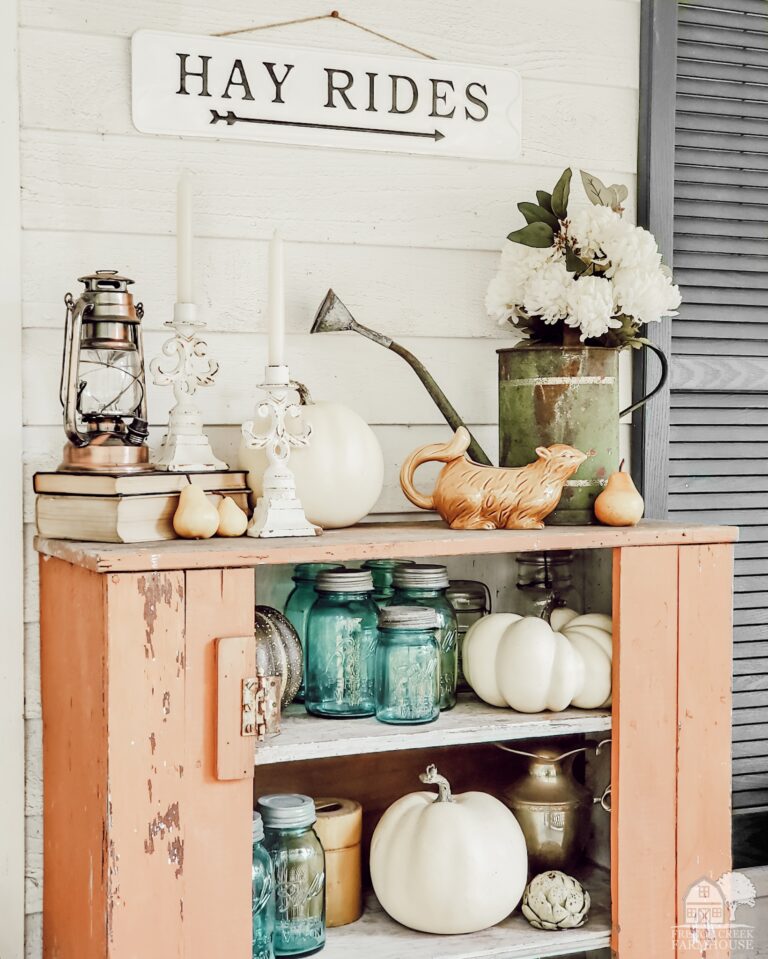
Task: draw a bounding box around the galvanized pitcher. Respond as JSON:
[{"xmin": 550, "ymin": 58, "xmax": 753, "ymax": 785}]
[{"xmin": 498, "ymin": 344, "xmax": 667, "ymax": 525}]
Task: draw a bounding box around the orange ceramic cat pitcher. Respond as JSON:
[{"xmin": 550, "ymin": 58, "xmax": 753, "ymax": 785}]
[{"xmin": 400, "ymin": 427, "xmax": 589, "ymax": 530}]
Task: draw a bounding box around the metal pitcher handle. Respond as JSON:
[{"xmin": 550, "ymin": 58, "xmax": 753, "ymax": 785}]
[{"xmin": 619, "ymin": 342, "xmax": 669, "ymax": 419}]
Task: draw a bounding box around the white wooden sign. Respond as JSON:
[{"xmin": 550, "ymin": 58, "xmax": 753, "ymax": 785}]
[{"xmin": 131, "ymin": 31, "xmax": 522, "ymax": 161}]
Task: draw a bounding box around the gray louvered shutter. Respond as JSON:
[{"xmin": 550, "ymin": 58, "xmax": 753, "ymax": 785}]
[{"xmin": 670, "ymin": 0, "xmax": 768, "ymax": 814}]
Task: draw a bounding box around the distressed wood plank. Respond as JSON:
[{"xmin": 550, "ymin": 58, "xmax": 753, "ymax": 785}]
[
  {"xmin": 19, "ymin": 128, "xmax": 635, "ymax": 251},
  {"xmin": 40, "ymin": 557, "xmax": 107, "ymax": 959},
  {"xmin": 256, "ymin": 695, "xmax": 611, "ymax": 766},
  {"xmin": 673, "ymin": 355, "xmax": 768, "ymax": 393},
  {"xmin": 20, "ymin": 231, "xmax": 503, "ymax": 337},
  {"xmin": 105, "ymin": 570, "xmax": 186, "ymax": 954},
  {"xmin": 612, "ymin": 545, "xmax": 678, "ymax": 958},
  {"xmin": 22, "ymin": 328, "xmax": 501, "ymax": 429},
  {"xmin": 320, "ymin": 866, "xmax": 611, "ymax": 958},
  {"xmin": 183, "ymin": 568, "xmax": 254, "ymax": 957},
  {"xmin": 18, "ymin": 0, "xmax": 641, "ymax": 88},
  {"xmin": 677, "ymin": 544, "xmax": 733, "ymax": 938},
  {"xmin": 35, "ymin": 520, "xmax": 738, "ymax": 574}
]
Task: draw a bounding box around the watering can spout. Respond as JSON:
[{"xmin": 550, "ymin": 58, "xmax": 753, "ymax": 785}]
[
  {"xmin": 311, "ymin": 290, "xmax": 353, "ymax": 334},
  {"xmin": 309, "ymin": 290, "xmax": 493, "ymax": 467},
  {"xmin": 311, "ymin": 290, "xmax": 393, "ymax": 347}
]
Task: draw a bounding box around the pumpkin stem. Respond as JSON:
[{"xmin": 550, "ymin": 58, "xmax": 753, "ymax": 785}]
[
  {"xmin": 419, "ymin": 764, "xmax": 453, "ymax": 803},
  {"xmin": 295, "ymin": 381, "xmax": 314, "ymax": 405}
]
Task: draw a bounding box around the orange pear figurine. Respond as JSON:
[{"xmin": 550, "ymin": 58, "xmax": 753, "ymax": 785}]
[{"xmin": 594, "ymin": 460, "xmax": 644, "ymax": 527}]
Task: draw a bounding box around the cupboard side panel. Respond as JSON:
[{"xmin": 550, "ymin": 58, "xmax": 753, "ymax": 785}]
[
  {"xmin": 184, "ymin": 568, "xmax": 255, "ymax": 959},
  {"xmin": 40, "ymin": 557, "xmax": 108, "ymax": 959},
  {"xmin": 677, "ymin": 543, "xmax": 733, "ymax": 946},
  {"xmin": 612, "ymin": 545, "xmax": 678, "ymax": 959},
  {"xmin": 105, "ymin": 571, "xmax": 186, "ymax": 957}
]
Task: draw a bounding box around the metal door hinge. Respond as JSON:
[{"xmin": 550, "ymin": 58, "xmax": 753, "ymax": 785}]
[
  {"xmin": 242, "ymin": 674, "xmax": 281, "ymax": 740},
  {"xmin": 216, "ymin": 635, "xmax": 282, "ymax": 781}
]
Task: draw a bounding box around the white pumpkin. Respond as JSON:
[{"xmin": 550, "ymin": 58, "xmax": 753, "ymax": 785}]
[
  {"xmin": 370, "ymin": 765, "xmax": 528, "ymax": 935},
  {"xmin": 239, "ymin": 399, "xmax": 384, "ymax": 529},
  {"xmin": 463, "ymin": 609, "xmax": 612, "ymax": 712}
]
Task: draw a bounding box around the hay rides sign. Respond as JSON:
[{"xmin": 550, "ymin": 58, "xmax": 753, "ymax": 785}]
[{"xmin": 131, "ymin": 31, "xmax": 522, "ymax": 160}]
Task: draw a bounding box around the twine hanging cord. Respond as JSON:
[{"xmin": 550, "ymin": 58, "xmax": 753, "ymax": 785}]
[{"xmin": 214, "ymin": 10, "xmax": 437, "ymax": 60}]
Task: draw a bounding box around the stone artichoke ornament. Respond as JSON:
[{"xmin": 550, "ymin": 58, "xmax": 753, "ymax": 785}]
[{"xmin": 521, "ymin": 871, "xmax": 591, "ymax": 930}]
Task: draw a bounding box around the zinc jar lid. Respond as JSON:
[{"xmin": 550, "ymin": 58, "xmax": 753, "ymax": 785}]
[
  {"xmin": 315, "ymin": 569, "xmax": 374, "ymax": 593},
  {"xmin": 257, "ymin": 794, "xmax": 316, "ymax": 829},
  {"xmin": 516, "ymin": 550, "xmax": 574, "ymax": 567},
  {"xmin": 252, "ymin": 811, "xmax": 265, "ymax": 842},
  {"xmin": 378, "ymin": 605, "xmax": 439, "ymax": 631},
  {"xmin": 292, "ymin": 562, "xmax": 342, "ymax": 582},
  {"xmin": 393, "ymin": 563, "xmax": 449, "ymax": 590},
  {"xmin": 446, "ymin": 580, "xmax": 489, "ymax": 610}
]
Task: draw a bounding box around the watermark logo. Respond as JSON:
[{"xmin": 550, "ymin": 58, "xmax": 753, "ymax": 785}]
[{"xmin": 674, "ymin": 872, "xmax": 756, "ymax": 952}]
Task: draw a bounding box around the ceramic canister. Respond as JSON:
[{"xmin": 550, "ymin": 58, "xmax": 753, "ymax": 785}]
[{"xmin": 313, "ymin": 798, "xmax": 363, "ymax": 927}]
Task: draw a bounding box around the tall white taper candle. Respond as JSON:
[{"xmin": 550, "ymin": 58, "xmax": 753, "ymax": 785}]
[
  {"xmin": 177, "ymin": 170, "xmax": 193, "ymax": 304},
  {"xmin": 268, "ymin": 230, "xmax": 286, "ymax": 366}
]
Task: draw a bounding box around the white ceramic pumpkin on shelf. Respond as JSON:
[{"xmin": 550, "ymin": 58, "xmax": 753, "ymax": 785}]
[
  {"xmin": 370, "ymin": 765, "xmax": 528, "ymax": 935},
  {"xmin": 239, "ymin": 395, "xmax": 384, "ymax": 529},
  {"xmin": 463, "ymin": 609, "xmax": 612, "ymax": 712}
]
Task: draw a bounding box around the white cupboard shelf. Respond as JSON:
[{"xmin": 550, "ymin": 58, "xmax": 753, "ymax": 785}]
[
  {"xmin": 324, "ymin": 865, "xmax": 610, "ymax": 959},
  {"xmin": 255, "ymin": 695, "xmax": 612, "ymax": 766}
]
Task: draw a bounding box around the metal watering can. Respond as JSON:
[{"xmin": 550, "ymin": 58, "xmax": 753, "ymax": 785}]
[{"xmin": 311, "ymin": 291, "xmax": 491, "ymax": 465}]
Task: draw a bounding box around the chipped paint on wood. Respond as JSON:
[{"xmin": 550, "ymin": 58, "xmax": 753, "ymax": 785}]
[
  {"xmin": 183, "ymin": 568, "xmax": 254, "ymax": 957},
  {"xmin": 144, "ymin": 802, "xmax": 180, "ymax": 857},
  {"xmin": 34, "ymin": 521, "xmax": 739, "ymax": 574},
  {"xmin": 107, "ymin": 570, "xmax": 186, "ymax": 953},
  {"xmin": 138, "ymin": 573, "xmax": 175, "ymax": 661}
]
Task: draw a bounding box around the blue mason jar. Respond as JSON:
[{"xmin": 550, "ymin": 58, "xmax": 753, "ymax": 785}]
[
  {"xmin": 375, "ymin": 606, "xmax": 440, "ymax": 725},
  {"xmin": 305, "ymin": 569, "xmax": 379, "ymax": 718},
  {"xmin": 361, "ymin": 559, "xmax": 415, "ymax": 608},
  {"xmin": 284, "ymin": 563, "xmax": 340, "ymax": 701},
  {"xmin": 258, "ymin": 795, "xmax": 326, "ymax": 958},
  {"xmin": 252, "ymin": 812, "xmax": 276, "ymax": 959},
  {"xmin": 392, "ymin": 564, "xmax": 459, "ymax": 710}
]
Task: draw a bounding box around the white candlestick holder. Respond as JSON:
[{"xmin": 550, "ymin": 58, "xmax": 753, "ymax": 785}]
[
  {"xmin": 150, "ymin": 303, "xmax": 228, "ymax": 472},
  {"xmin": 241, "ymin": 365, "xmax": 320, "ymax": 538}
]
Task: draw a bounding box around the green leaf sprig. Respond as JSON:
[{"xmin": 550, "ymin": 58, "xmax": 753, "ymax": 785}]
[{"xmin": 507, "ymin": 168, "xmax": 573, "ymax": 248}]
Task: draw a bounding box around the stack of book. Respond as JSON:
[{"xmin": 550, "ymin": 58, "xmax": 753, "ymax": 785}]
[{"xmin": 34, "ymin": 470, "xmax": 251, "ymax": 543}]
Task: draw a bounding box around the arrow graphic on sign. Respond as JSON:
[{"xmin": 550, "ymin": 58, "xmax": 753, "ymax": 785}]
[{"xmin": 209, "ymin": 109, "xmax": 445, "ymax": 141}]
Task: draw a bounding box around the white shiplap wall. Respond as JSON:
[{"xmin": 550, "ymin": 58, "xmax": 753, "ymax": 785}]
[{"xmin": 18, "ymin": 0, "xmax": 640, "ymax": 951}]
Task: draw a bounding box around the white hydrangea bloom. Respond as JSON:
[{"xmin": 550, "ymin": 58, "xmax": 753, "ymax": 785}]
[
  {"xmin": 486, "ymin": 198, "xmax": 681, "ymax": 341},
  {"xmin": 602, "ymin": 221, "xmax": 662, "ymax": 277},
  {"xmin": 612, "ymin": 265, "xmax": 682, "ymax": 325},
  {"xmin": 568, "ymin": 205, "xmax": 617, "ymax": 260},
  {"xmin": 565, "ymin": 276, "xmax": 620, "ymax": 341},
  {"xmin": 485, "ymin": 242, "xmax": 554, "ymax": 326},
  {"xmin": 522, "ymin": 258, "xmax": 573, "ymax": 324}
]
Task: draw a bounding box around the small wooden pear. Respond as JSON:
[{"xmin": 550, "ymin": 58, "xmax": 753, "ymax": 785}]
[
  {"xmin": 173, "ymin": 485, "xmax": 220, "ymax": 539},
  {"xmin": 216, "ymin": 496, "xmax": 248, "ymax": 537},
  {"xmin": 594, "ymin": 460, "xmax": 644, "ymax": 527}
]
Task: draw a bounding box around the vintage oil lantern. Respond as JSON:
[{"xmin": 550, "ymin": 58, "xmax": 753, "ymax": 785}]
[{"xmin": 59, "ymin": 271, "xmax": 151, "ymax": 472}]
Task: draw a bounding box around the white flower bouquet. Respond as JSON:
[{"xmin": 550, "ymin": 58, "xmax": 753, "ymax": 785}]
[{"xmin": 486, "ymin": 168, "xmax": 681, "ymax": 348}]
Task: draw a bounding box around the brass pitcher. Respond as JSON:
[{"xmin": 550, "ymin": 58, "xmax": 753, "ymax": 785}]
[{"xmin": 499, "ymin": 745, "xmax": 596, "ymax": 873}]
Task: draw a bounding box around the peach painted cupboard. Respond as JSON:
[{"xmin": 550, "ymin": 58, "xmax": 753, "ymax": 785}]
[{"xmin": 37, "ymin": 520, "xmax": 735, "ymax": 959}]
